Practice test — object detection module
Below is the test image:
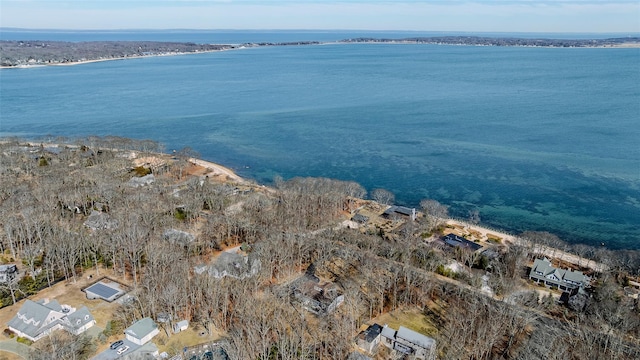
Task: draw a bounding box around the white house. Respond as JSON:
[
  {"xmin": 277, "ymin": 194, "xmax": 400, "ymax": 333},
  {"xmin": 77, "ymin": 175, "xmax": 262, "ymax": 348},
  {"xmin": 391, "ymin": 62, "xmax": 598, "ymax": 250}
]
[{"xmin": 125, "ymin": 317, "xmax": 160, "ymax": 346}]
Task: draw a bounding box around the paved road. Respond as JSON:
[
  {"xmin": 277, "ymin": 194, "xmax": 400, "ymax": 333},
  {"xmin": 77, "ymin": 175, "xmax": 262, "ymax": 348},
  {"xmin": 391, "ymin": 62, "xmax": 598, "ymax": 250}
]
[{"xmin": 0, "ymin": 339, "xmax": 30, "ymax": 359}]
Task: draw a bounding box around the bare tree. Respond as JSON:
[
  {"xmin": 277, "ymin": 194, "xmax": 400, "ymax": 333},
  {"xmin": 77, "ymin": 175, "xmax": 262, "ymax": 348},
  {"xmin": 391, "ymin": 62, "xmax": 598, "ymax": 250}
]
[{"xmin": 371, "ymin": 188, "xmax": 395, "ymax": 205}]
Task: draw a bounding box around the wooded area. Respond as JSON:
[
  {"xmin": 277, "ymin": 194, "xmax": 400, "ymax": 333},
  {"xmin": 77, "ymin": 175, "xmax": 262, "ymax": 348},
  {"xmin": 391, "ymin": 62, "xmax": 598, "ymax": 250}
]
[{"xmin": 0, "ymin": 137, "xmax": 638, "ymax": 359}]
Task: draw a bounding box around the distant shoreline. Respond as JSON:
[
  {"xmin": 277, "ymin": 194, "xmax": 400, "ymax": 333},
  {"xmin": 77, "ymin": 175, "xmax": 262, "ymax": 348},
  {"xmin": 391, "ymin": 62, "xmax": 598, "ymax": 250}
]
[{"xmin": 2, "ymin": 36, "xmax": 638, "ymax": 68}]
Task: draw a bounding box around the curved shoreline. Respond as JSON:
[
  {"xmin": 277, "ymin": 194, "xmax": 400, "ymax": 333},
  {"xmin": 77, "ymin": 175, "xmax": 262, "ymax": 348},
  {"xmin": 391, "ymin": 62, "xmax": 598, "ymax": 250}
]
[{"xmin": 2, "ymin": 35, "xmax": 638, "ymax": 68}]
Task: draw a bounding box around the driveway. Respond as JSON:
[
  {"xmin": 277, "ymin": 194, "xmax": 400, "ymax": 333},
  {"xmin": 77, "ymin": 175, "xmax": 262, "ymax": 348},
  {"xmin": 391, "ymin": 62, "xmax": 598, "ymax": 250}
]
[{"xmin": 0, "ymin": 339, "xmax": 31, "ymax": 359}]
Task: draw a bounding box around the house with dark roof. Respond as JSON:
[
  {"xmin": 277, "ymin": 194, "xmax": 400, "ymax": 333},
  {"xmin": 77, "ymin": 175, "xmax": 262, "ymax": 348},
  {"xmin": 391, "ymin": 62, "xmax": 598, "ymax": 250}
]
[
  {"xmin": 443, "ymin": 234, "xmax": 483, "ymax": 252},
  {"xmin": 7, "ymin": 299, "xmax": 94, "ymax": 342},
  {"xmin": 380, "ymin": 325, "xmax": 436, "ymax": 360},
  {"xmin": 351, "ymin": 213, "xmax": 369, "ymax": 224},
  {"xmin": 356, "ymin": 323, "xmax": 383, "ymax": 354},
  {"xmin": 125, "ymin": 318, "xmax": 160, "ymax": 346},
  {"xmin": 529, "ymin": 258, "xmax": 587, "ymax": 293}
]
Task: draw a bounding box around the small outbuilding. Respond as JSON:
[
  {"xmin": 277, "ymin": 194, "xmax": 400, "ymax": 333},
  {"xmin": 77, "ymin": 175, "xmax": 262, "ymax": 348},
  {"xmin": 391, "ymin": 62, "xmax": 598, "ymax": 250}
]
[{"xmin": 173, "ymin": 320, "xmax": 189, "ymax": 334}]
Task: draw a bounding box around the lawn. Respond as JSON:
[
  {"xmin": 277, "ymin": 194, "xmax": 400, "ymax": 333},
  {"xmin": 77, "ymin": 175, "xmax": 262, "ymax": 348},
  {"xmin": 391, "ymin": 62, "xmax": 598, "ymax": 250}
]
[
  {"xmin": 368, "ymin": 307, "xmax": 437, "ymax": 337},
  {"xmin": 0, "ymin": 266, "xmax": 126, "ymax": 357}
]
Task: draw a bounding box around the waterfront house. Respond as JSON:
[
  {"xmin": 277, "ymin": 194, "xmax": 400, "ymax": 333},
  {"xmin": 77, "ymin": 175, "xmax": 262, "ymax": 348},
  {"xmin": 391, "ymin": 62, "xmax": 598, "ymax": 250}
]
[
  {"xmin": 443, "ymin": 234, "xmax": 483, "ymax": 252},
  {"xmin": 383, "ymin": 206, "xmax": 417, "ymax": 221}
]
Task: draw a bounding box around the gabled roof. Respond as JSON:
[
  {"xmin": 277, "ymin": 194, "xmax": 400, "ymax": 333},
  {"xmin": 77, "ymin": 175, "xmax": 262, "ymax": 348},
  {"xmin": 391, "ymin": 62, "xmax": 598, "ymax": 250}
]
[
  {"xmin": 381, "ymin": 326, "xmax": 396, "ymax": 339},
  {"xmin": 7, "ymin": 299, "xmax": 65, "ymax": 339},
  {"xmin": 531, "ymin": 258, "xmax": 554, "ymax": 275},
  {"xmin": 396, "ymin": 326, "xmax": 436, "ymax": 349},
  {"xmin": 63, "ymin": 306, "xmax": 94, "ymax": 331},
  {"xmin": 383, "ymin": 206, "xmax": 415, "ymax": 217},
  {"xmin": 531, "ymin": 258, "xmax": 586, "ymax": 285},
  {"xmin": 125, "ymin": 318, "xmax": 158, "ymax": 340}
]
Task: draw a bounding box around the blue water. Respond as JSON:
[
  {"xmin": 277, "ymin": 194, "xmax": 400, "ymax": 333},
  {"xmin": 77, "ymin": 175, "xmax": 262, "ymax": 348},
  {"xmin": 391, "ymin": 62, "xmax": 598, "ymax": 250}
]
[{"xmin": 1, "ymin": 31, "xmax": 639, "ymax": 249}]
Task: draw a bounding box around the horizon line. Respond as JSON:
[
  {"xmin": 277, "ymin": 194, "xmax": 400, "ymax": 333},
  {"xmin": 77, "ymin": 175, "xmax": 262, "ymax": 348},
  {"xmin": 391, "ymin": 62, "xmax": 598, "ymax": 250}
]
[{"xmin": 2, "ymin": 27, "xmax": 639, "ymax": 35}]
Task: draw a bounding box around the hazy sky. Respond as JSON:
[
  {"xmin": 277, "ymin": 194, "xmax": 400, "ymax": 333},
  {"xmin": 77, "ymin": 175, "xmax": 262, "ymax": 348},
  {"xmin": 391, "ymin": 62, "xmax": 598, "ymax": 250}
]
[{"xmin": 1, "ymin": 0, "xmax": 639, "ymax": 33}]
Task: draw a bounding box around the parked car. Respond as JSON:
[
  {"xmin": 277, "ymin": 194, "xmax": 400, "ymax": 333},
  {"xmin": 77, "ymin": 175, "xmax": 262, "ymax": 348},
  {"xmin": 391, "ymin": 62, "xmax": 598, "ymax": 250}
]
[
  {"xmin": 110, "ymin": 340, "xmax": 124, "ymax": 350},
  {"xmin": 117, "ymin": 346, "xmax": 130, "ymax": 355}
]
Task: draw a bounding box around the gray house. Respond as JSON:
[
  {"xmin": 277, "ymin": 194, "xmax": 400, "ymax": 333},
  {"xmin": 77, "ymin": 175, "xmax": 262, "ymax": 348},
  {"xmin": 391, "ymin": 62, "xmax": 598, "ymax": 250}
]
[
  {"xmin": 529, "ymin": 258, "xmax": 587, "ymax": 292},
  {"xmin": 380, "ymin": 325, "xmax": 436, "ymax": 360},
  {"xmin": 0, "ymin": 264, "xmax": 18, "ymax": 283},
  {"xmin": 62, "ymin": 306, "xmax": 96, "ymax": 335},
  {"xmin": 7, "ymin": 299, "xmax": 94, "ymax": 342},
  {"xmin": 208, "ymin": 251, "xmax": 260, "ymax": 279}
]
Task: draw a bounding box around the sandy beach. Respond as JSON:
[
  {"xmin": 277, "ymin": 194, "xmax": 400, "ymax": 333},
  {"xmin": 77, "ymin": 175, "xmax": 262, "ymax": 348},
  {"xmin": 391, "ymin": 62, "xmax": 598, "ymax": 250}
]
[
  {"xmin": 189, "ymin": 158, "xmax": 247, "ymax": 184},
  {"xmin": 444, "ymin": 219, "xmax": 607, "ymax": 272},
  {"xmin": 0, "ymin": 48, "xmax": 235, "ymax": 69}
]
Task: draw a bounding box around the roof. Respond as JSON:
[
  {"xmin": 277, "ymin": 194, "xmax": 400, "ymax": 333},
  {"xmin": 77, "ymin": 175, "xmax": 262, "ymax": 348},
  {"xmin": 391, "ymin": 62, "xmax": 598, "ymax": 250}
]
[
  {"xmin": 163, "ymin": 229, "xmax": 195, "ymax": 245},
  {"xmin": 0, "ymin": 264, "xmax": 17, "ymax": 273},
  {"xmin": 85, "ymin": 281, "xmax": 124, "ymax": 301},
  {"xmin": 84, "ymin": 211, "xmax": 118, "ymax": 230},
  {"xmin": 531, "ymin": 258, "xmax": 586, "ymax": 285},
  {"xmin": 380, "ymin": 325, "xmax": 396, "ymax": 339},
  {"xmin": 127, "ymin": 174, "xmax": 155, "ymax": 187},
  {"xmin": 358, "ymin": 323, "xmax": 383, "ymax": 343},
  {"xmin": 396, "ymin": 326, "xmax": 436, "ymax": 349},
  {"xmin": 383, "ymin": 206, "xmax": 415, "ymax": 217},
  {"xmin": 176, "ymin": 320, "xmax": 189, "ymax": 328},
  {"xmin": 64, "ymin": 306, "xmax": 95, "ymax": 331},
  {"xmin": 352, "ymin": 213, "xmax": 369, "ymax": 223},
  {"xmin": 125, "ymin": 318, "xmax": 158, "ymax": 340},
  {"xmin": 443, "ymin": 234, "xmax": 483, "ymax": 251},
  {"xmin": 7, "ymin": 299, "xmax": 65, "ymax": 339},
  {"xmin": 209, "ymin": 251, "xmax": 260, "ymax": 279}
]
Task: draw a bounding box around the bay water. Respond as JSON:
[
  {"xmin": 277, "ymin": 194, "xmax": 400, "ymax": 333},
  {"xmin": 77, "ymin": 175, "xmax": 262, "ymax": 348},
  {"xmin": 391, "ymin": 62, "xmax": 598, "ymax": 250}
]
[{"xmin": 1, "ymin": 31, "xmax": 638, "ymax": 249}]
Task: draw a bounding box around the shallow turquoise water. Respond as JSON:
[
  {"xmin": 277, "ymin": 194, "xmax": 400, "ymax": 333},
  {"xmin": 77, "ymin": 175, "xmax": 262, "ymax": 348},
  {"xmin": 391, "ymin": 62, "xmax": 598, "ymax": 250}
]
[{"xmin": 1, "ymin": 40, "xmax": 638, "ymax": 248}]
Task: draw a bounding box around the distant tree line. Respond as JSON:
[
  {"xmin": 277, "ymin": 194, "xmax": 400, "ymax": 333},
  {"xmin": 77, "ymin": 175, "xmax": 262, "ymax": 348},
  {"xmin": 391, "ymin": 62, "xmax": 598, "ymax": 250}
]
[{"xmin": 340, "ymin": 36, "xmax": 640, "ymax": 47}]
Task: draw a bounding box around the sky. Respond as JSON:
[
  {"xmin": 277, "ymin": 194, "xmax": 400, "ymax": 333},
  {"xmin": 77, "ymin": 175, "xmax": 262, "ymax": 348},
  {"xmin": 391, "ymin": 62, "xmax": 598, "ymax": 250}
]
[{"xmin": 1, "ymin": 0, "xmax": 639, "ymax": 33}]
